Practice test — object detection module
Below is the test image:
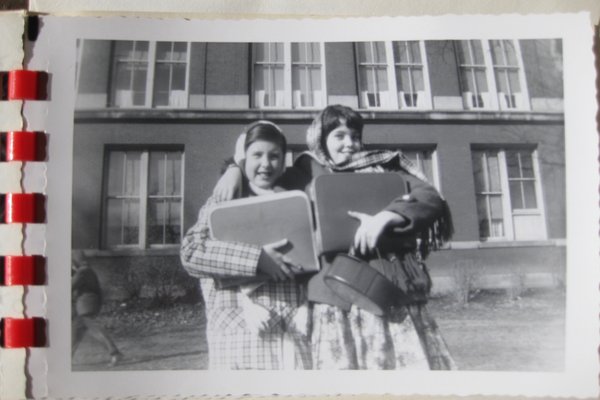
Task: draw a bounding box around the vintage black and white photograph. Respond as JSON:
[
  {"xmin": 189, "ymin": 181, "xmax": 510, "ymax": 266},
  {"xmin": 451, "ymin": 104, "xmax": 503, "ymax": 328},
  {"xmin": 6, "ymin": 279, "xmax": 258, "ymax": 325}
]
[
  {"xmin": 32, "ymin": 14, "xmax": 598, "ymax": 398},
  {"xmin": 70, "ymin": 35, "xmax": 566, "ymax": 371}
]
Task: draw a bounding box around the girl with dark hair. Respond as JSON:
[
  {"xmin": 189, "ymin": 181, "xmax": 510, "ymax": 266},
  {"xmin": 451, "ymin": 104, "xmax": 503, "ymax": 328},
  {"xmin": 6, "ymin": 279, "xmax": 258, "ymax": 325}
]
[{"xmin": 180, "ymin": 121, "xmax": 311, "ymax": 370}]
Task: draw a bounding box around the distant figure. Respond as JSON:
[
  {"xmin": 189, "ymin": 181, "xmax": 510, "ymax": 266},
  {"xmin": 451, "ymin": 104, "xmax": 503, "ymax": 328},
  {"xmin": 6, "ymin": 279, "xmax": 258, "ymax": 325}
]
[{"xmin": 71, "ymin": 250, "xmax": 123, "ymax": 366}]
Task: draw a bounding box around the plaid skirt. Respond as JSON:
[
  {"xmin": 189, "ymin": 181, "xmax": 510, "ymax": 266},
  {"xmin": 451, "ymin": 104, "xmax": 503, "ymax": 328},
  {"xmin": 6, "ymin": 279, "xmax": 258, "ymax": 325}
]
[
  {"xmin": 311, "ymin": 303, "xmax": 455, "ymax": 370},
  {"xmin": 206, "ymin": 304, "xmax": 312, "ymax": 370},
  {"xmin": 207, "ymin": 328, "xmax": 312, "ymax": 370}
]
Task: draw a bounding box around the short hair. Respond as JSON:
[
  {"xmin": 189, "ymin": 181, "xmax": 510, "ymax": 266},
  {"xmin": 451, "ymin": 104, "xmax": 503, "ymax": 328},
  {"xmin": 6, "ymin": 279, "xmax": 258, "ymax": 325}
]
[
  {"xmin": 244, "ymin": 121, "xmax": 287, "ymax": 155},
  {"xmin": 320, "ymin": 105, "xmax": 363, "ymax": 153}
]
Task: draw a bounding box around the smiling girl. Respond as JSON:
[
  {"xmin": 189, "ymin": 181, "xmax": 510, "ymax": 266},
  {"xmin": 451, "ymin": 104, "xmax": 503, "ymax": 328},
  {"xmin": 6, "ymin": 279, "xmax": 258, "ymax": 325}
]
[{"xmin": 180, "ymin": 121, "xmax": 311, "ymax": 370}]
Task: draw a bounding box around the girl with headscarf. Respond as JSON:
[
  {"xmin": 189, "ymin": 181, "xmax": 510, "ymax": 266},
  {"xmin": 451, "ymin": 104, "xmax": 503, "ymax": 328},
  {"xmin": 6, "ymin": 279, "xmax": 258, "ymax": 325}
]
[
  {"xmin": 181, "ymin": 121, "xmax": 311, "ymax": 370},
  {"xmin": 214, "ymin": 105, "xmax": 454, "ymax": 370}
]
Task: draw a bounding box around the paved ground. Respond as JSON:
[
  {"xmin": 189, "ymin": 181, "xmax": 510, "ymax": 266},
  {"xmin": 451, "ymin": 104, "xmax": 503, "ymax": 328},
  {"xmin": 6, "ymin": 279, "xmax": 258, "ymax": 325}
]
[{"xmin": 72, "ymin": 288, "xmax": 565, "ymax": 371}]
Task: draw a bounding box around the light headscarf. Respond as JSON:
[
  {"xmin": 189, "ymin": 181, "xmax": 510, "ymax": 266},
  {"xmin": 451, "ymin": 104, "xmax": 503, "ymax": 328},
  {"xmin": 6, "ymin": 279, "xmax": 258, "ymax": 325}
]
[{"xmin": 233, "ymin": 120, "xmax": 286, "ymax": 196}]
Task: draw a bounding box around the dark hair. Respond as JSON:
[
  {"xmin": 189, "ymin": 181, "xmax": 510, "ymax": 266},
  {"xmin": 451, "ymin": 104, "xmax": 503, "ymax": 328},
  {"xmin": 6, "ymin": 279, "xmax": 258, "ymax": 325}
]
[
  {"xmin": 244, "ymin": 121, "xmax": 287, "ymax": 154},
  {"xmin": 320, "ymin": 105, "xmax": 363, "ymax": 154}
]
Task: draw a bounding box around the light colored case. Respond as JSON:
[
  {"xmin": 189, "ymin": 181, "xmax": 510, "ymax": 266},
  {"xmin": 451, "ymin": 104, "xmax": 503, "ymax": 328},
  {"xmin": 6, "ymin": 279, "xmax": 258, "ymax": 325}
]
[{"xmin": 209, "ymin": 190, "xmax": 319, "ymax": 276}]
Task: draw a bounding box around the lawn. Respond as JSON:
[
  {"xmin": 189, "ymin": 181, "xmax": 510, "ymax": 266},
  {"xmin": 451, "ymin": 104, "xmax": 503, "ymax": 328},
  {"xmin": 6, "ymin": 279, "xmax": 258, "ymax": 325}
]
[{"xmin": 72, "ymin": 288, "xmax": 565, "ymax": 371}]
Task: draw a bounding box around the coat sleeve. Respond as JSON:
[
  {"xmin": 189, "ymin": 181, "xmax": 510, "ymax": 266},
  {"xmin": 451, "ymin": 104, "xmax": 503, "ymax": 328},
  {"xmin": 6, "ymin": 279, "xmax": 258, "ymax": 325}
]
[
  {"xmin": 180, "ymin": 196, "xmax": 261, "ymax": 279},
  {"xmin": 384, "ymin": 171, "xmax": 445, "ymax": 234}
]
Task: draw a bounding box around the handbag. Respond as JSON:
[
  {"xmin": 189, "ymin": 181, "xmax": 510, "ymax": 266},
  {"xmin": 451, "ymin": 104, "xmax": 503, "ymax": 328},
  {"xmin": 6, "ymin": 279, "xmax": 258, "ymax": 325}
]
[{"xmin": 324, "ymin": 248, "xmax": 431, "ymax": 316}]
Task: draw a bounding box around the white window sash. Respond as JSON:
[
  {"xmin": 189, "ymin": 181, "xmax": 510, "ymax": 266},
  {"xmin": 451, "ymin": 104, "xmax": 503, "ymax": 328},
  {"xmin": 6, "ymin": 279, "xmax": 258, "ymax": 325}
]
[
  {"xmin": 392, "ymin": 41, "xmax": 432, "ymax": 110},
  {"xmin": 476, "ymin": 148, "xmax": 547, "ymax": 242},
  {"xmin": 254, "ymin": 42, "xmax": 326, "ymax": 110},
  {"xmin": 153, "ymin": 42, "xmax": 191, "ymax": 109},
  {"xmin": 105, "ymin": 150, "xmax": 184, "ymax": 249},
  {"xmin": 112, "ymin": 41, "xmax": 190, "ymax": 109},
  {"xmin": 459, "ymin": 40, "xmax": 530, "ymax": 112}
]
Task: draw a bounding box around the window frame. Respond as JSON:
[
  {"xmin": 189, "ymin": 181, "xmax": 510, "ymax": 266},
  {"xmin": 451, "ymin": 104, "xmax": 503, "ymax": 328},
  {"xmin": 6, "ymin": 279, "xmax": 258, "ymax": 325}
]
[
  {"xmin": 355, "ymin": 41, "xmax": 433, "ymax": 111},
  {"xmin": 101, "ymin": 146, "xmax": 185, "ymax": 250},
  {"xmin": 251, "ymin": 42, "xmax": 327, "ymax": 110},
  {"xmin": 109, "ymin": 41, "xmax": 191, "ymax": 109},
  {"xmin": 456, "ymin": 40, "xmax": 530, "ymax": 112},
  {"xmin": 471, "ymin": 146, "xmax": 546, "ymax": 242}
]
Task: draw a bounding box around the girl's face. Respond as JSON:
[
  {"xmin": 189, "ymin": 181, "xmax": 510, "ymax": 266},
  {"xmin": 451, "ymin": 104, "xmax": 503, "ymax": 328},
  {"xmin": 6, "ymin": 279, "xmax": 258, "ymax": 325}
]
[
  {"xmin": 244, "ymin": 139, "xmax": 285, "ymax": 190},
  {"xmin": 325, "ymin": 122, "xmax": 362, "ymax": 165}
]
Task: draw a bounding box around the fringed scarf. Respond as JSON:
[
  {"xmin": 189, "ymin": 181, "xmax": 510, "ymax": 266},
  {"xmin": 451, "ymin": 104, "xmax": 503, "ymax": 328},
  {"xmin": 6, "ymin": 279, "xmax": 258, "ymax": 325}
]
[{"xmin": 305, "ymin": 113, "xmax": 453, "ymax": 258}]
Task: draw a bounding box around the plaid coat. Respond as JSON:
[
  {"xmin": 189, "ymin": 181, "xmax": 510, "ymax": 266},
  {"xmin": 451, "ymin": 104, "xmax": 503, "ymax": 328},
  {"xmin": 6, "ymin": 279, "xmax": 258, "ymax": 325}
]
[{"xmin": 180, "ymin": 195, "xmax": 311, "ymax": 370}]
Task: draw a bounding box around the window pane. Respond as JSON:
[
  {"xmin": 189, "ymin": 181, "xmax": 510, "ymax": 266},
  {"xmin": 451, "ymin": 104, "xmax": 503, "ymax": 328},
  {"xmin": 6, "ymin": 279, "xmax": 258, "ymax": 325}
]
[
  {"xmin": 309, "ymin": 43, "xmax": 320, "ymax": 62},
  {"xmin": 486, "ymin": 152, "xmax": 501, "ymax": 192},
  {"xmin": 271, "ymin": 43, "xmax": 284, "ymax": 62},
  {"xmin": 376, "ymin": 67, "xmax": 388, "ymax": 91},
  {"xmin": 412, "ymin": 68, "xmax": 424, "ymax": 91},
  {"xmin": 357, "ymin": 42, "xmax": 370, "ymax": 63},
  {"xmin": 476, "ymin": 196, "xmax": 491, "ymax": 237},
  {"xmin": 255, "ymin": 43, "xmax": 267, "ymax": 62},
  {"xmin": 472, "ymin": 151, "xmax": 485, "ymax": 191},
  {"xmin": 519, "ymin": 152, "xmax": 534, "ymax": 178},
  {"xmin": 456, "ymin": 41, "xmax": 471, "ymax": 64},
  {"xmin": 490, "ymin": 40, "xmax": 505, "ymax": 66},
  {"xmin": 503, "ymin": 40, "xmax": 518, "ymax": 66},
  {"xmin": 522, "ymin": 181, "xmax": 538, "ymax": 208},
  {"xmin": 374, "ymin": 42, "xmax": 386, "ymax": 63},
  {"xmin": 147, "ymin": 199, "xmax": 181, "ymax": 245},
  {"xmin": 107, "ymin": 152, "xmax": 125, "ymax": 196},
  {"xmin": 133, "ymin": 42, "xmax": 149, "ymax": 60},
  {"xmin": 393, "ymin": 41, "xmax": 408, "ymax": 63},
  {"xmin": 114, "ymin": 41, "xmax": 134, "ymax": 59},
  {"xmin": 402, "ymin": 150, "xmax": 434, "ymax": 183},
  {"xmin": 124, "ymin": 152, "xmax": 141, "ymax": 195},
  {"xmin": 489, "ymin": 194, "xmax": 503, "ymax": 219},
  {"xmin": 460, "ymin": 69, "xmax": 477, "ymax": 93},
  {"xmin": 505, "ymin": 151, "xmax": 520, "ymax": 178},
  {"xmin": 132, "ymin": 64, "xmax": 148, "ymax": 106},
  {"xmin": 409, "ymin": 41, "xmax": 421, "ymax": 63},
  {"xmin": 470, "ymin": 40, "xmax": 484, "ymax": 64},
  {"xmin": 107, "ymin": 151, "xmax": 141, "ymax": 196},
  {"xmin": 106, "ymin": 198, "xmax": 139, "ymax": 246},
  {"xmin": 475, "ymin": 69, "xmax": 488, "ymax": 92},
  {"xmin": 508, "ymin": 71, "xmax": 521, "ymax": 92},
  {"xmin": 155, "ymin": 42, "xmax": 172, "ymax": 61},
  {"xmin": 292, "ymin": 43, "xmax": 302, "ymax": 62},
  {"xmin": 397, "ymin": 67, "xmax": 411, "ymax": 92},
  {"xmin": 509, "ymin": 181, "xmax": 524, "ymax": 209},
  {"xmin": 153, "ymin": 63, "xmax": 170, "ymax": 106},
  {"xmin": 489, "ymin": 195, "xmax": 504, "ymax": 237},
  {"xmin": 149, "ymin": 152, "xmax": 182, "ymax": 196}
]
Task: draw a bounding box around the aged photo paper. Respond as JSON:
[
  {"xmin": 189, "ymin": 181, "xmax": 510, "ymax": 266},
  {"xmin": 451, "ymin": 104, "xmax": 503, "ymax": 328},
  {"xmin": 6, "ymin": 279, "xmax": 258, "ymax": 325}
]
[{"xmin": 14, "ymin": 12, "xmax": 600, "ymax": 398}]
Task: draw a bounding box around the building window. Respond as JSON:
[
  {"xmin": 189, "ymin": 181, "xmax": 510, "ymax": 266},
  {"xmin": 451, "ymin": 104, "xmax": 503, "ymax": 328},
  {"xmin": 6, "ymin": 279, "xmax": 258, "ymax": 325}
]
[
  {"xmin": 356, "ymin": 41, "xmax": 432, "ymax": 110},
  {"xmin": 252, "ymin": 42, "xmax": 326, "ymax": 109},
  {"xmin": 471, "ymin": 148, "xmax": 546, "ymax": 241},
  {"xmin": 110, "ymin": 41, "xmax": 190, "ymax": 108},
  {"xmin": 456, "ymin": 40, "xmax": 529, "ymax": 111},
  {"xmin": 400, "ymin": 148, "xmax": 440, "ymax": 190},
  {"xmin": 356, "ymin": 42, "xmax": 390, "ymax": 108},
  {"xmin": 103, "ymin": 148, "xmax": 184, "ymax": 248}
]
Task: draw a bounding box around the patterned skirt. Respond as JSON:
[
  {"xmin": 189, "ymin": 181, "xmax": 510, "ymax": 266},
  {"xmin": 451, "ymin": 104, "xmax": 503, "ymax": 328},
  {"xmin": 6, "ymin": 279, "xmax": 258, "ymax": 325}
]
[{"xmin": 311, "ymin": 303, "xmax": 455, "ymax": 370}]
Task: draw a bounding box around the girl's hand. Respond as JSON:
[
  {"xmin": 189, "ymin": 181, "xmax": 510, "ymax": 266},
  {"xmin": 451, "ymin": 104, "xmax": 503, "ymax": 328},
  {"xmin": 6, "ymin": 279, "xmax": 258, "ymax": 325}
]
[
  {"xmin": 348, "ymin": 210, "xmax": 407, "ymax": 255},
  {"xmin": 258, "ymin": 239, "xmax": 297, "ymax": 281},
  {"xmin": 213, "ymin": 165, "xmax": 243, "ymax": 202}
]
